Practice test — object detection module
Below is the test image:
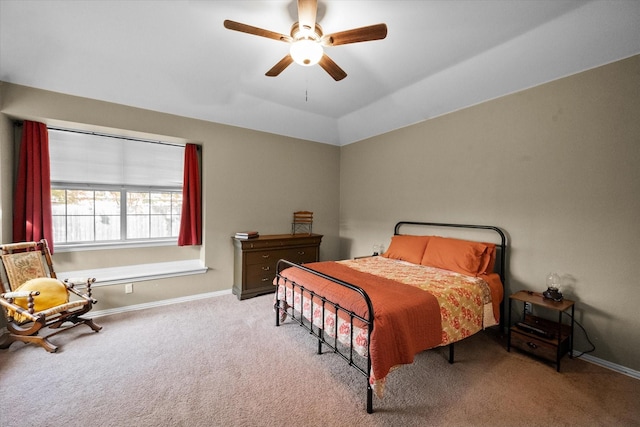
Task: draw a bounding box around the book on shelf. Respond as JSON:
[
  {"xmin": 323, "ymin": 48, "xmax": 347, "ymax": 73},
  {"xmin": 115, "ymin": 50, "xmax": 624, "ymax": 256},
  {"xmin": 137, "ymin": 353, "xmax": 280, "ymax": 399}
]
[{"xmin": 234, "ymin": 231, "xmax": 259, "ymax": 239}]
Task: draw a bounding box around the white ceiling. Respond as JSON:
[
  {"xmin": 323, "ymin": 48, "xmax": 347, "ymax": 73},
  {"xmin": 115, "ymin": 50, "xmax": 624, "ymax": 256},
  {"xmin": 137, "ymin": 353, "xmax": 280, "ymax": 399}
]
[{"xmin": 1, "ymin": 1, "xmax": 639, "ymax": 146}]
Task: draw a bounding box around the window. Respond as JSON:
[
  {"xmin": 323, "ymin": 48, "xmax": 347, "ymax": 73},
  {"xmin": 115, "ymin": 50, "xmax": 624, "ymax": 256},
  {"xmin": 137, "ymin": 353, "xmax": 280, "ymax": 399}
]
[{"xmin": 48, "ymin": 128, "xmax": 184, "ymax": 248}]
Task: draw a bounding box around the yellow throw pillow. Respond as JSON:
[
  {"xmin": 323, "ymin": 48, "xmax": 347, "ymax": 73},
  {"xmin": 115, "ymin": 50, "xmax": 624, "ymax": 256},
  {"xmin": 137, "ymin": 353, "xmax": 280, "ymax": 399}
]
[{"xmin": 13, "ymin": 277, "xmax": 69, "ymax": 313}]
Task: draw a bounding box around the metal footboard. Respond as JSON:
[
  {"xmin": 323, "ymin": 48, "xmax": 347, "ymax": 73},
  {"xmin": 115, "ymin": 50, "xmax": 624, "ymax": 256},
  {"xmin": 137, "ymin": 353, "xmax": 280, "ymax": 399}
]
[{"xmin": 274, "ymin": 259, "xmax": 376, "ymax": 413}]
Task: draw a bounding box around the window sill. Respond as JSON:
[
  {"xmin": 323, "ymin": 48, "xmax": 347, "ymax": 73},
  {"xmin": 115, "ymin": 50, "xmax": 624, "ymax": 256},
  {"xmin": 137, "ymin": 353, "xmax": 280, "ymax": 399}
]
[
  {"xmin": 54, "ymin": 239, "xmax": 178, "ymax": 253},
  {"xmin": 58, "ymin": 259, "xmax": 207, "ymax": 287}
]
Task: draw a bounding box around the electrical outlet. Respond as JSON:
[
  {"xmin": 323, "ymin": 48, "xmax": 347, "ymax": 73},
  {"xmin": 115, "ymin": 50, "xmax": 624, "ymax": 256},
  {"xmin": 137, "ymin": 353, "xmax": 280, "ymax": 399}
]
[
  {"xmin": 125, "ymin": 283, "xmax": 133, "ymax": 294},
  {"xmin": 524, "ymin": 302, "xmax": 532, "ymax": 314}
]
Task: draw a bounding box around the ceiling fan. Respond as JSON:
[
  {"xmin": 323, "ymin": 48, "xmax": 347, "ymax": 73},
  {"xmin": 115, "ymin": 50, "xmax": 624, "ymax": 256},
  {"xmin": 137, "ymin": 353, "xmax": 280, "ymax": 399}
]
[{"xmin": 223, "ymin": 0, "xmax": 387, "ymax": 81}]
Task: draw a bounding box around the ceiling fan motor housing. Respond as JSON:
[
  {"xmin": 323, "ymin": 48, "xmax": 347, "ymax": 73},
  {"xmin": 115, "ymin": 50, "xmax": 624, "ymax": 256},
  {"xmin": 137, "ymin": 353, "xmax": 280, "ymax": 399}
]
[{"xmin": 290, "ymin": 22, "xmax": 324, "ymax": 65}]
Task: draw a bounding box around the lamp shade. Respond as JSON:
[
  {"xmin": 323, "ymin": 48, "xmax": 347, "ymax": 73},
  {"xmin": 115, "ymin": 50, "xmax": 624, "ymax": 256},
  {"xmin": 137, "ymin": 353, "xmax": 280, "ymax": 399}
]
[{"xmin": 290, "ymin": 39, "xmax": 323, "ymax": 66}]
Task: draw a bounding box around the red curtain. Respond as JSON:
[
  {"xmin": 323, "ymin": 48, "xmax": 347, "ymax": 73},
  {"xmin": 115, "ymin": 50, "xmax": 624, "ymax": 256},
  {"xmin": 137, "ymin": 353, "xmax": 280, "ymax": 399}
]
[
  {"xmin": 178, "ymin": 143, "xmax": 202, "ymax": 246},
  {"xmin": 13, "ymin": 121, "xmax": 55, "ymax": 251}
]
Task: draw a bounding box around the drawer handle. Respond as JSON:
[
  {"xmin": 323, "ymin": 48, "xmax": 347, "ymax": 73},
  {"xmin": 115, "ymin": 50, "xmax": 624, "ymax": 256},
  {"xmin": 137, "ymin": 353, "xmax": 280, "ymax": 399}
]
[
  {"xmin": 262, "ymin": 266, "xmax": 270, "ymax": 271},
  {"xmin": 261, "ymin": 277, "xmax": 270, "ymax": 282},
  {"xmin": 298, "ymin": 251, "xmax": 305, "ymax": 255},
  {"xmin": 262, "ymin": 254, "xmax": 270, "ymax": 259},
  {"xmin": 527, "ymin": 342, "xmax": 538, "ymax": 349}
]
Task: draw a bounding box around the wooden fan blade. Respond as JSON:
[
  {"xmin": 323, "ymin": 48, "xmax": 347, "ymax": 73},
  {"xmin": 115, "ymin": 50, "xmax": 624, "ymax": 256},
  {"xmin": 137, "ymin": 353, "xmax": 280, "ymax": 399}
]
[
  {"xmin": 322, "ymin": 23, "xmax": 387, "ymax": 46},
  {"xmin": 297, "ymin": 0, "xmax": 317, "ymax": 32},
  {"xmin": 318, "ymin": 54, "xmax": 347, "ymax": 81},
  {"xmin": 223, "ymin": 20, "xmax": 292, "ymax": 43},
  {"xmin": 266, "ymin": 55, "xmax": 294, "ymax": 77}
]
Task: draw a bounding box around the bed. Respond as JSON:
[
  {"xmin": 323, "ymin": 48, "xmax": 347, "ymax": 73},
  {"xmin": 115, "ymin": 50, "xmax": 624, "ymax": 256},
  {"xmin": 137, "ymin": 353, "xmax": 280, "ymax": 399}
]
[{"xmin": 273, "ymin": 221, "xmax": 507, "ymax": 413}]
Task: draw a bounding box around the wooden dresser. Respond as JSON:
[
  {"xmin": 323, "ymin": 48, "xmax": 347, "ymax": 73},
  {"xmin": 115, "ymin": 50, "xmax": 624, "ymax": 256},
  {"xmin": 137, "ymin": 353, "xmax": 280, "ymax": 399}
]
[{"xmin": 232, "ymin": 233, "xmax": 322, "ymax": 300}]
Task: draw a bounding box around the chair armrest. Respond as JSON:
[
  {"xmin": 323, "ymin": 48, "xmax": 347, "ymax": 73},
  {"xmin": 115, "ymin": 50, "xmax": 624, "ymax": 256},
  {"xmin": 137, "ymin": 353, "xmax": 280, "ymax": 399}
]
[
  {"xmin": 0, "ymin": 296, "xmax": 40, "ymax": 322},
  {"xmin": 64, "ymin": 277, "xmax": 96, "ymax": 287},
  {"xmin": 1, "ymin": 290, "xmax": 40, "ymax": 299},
  {"xmin": 64, "ymin": 278, "xmax": 97, "ymax": 303}
]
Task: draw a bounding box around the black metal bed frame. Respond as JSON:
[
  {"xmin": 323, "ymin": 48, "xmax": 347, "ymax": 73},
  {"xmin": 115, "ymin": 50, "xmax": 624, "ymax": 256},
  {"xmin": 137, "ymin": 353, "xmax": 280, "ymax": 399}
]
[{"xmin": 273, "ymin": 221, "xmax": 507, "ymax": 414}]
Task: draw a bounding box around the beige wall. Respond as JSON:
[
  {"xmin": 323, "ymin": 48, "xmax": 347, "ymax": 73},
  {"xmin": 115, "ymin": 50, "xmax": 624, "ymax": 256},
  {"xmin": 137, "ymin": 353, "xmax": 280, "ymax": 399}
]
[
  {"xmin": 1, "ymin": 56, "xmax": 638, "ymax": 372},
  {"xmin": 0, "ymin": 83, "xmax": 341, "ymax": 311},
  {"xmin": 340, "ymin": 55, "xmax": 640, "ymax": 371}
]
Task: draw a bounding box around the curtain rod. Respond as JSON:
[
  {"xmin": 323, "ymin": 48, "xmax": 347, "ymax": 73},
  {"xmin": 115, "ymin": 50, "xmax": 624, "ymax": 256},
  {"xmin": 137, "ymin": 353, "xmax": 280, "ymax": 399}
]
[
  {"xmin": 14, "ymin": 121, "xmax": 199, "ymax": 150},
  {"xmin": 47, "ymin": 126, "xmax": 185, "ymax": 148}
]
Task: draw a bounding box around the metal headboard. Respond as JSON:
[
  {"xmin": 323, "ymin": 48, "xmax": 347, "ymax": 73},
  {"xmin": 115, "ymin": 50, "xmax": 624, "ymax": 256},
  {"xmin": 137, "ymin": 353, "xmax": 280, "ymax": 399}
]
[{"xmin": 394, "ymin": 221, "xmax": 508, "ymax": 326}]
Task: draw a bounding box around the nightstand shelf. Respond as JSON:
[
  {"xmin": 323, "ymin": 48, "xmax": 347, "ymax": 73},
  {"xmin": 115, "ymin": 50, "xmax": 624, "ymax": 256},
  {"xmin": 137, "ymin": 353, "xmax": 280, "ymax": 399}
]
[{"xmin": 507, "ymin": 290, "xmax": 575, "ymax": 371}]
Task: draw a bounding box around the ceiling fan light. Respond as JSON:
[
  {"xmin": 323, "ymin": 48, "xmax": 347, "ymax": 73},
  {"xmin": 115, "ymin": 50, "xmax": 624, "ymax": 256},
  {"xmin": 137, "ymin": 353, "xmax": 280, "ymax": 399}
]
[{"xmin": 290, "ymin": 39, "xmax": 323, "ymax": 66}]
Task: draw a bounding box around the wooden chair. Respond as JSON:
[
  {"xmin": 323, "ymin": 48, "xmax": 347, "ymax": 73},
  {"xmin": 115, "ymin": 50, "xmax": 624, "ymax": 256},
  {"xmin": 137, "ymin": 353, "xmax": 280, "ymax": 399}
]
[
  {"xmin": 291, "ymin": 211, "xmax": 313, "ymax": 235},
  {"xmin": 0, "ymin": 240, "xmax": 101, "ymax": 353}
]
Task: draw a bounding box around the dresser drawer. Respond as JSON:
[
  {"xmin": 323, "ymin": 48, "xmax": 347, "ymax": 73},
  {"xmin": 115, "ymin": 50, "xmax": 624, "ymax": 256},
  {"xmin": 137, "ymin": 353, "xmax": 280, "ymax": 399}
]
[
  {"xmin": 510, "ymin": 330, "xmax": 557, "ymax": 362},
  {"xmin": 245, "ymin": 264, "xmax": 277, "ymax": 290},
  {"xmin": 245, "ymin": 249, "xmax": 292, "ymax": 265},
  {"xmin": 239, "ymin": 235, "xmax": 321, "ymax": 250},
  {"xmin": 282, "ymin": 247, "xmax": 318, "ymax": 264},
  {"xmin": 245, "ymin": 247, "xmax": 318, "ymax": 266}
]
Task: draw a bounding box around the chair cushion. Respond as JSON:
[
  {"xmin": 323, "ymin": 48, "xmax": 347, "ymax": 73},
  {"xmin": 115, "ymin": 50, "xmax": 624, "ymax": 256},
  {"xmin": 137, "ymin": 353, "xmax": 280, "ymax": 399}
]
[{"xmin": 13, "ymin": 278, "xmax": 69, "ymax": 313}]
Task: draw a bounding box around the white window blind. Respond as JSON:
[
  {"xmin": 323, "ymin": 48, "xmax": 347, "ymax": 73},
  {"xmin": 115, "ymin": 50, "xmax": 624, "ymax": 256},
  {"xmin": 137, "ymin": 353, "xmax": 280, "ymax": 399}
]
[
  {"xmin": 48, "ymin": 128, "xmax": 184, "ymax": 188},
  {"xmin": 47, "ymin": 128, "xmax": 186, "ymax": 248}
]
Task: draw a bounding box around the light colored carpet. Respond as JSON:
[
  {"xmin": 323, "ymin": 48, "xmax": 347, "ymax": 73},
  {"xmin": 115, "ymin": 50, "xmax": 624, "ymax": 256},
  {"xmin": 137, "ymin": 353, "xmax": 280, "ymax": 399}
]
[{"xmin": 1, "ymin": 293, "xmax": 638, "ymax": 427}]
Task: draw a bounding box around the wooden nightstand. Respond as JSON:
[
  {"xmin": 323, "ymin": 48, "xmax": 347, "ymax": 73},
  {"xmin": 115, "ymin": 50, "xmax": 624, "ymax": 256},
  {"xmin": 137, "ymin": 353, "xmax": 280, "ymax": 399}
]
[{"xmin": 507, "ymin": 290, "xmax": 575, "ymax": 371}]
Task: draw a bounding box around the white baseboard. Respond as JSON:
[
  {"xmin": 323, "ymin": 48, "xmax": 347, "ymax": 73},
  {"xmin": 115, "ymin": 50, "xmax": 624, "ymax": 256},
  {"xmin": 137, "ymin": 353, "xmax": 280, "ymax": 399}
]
[
  {"xmin": 86, "ymin": 289, "xmax": 232, "ymax": 319},
  {"xmin": 574, "ymin": 351, "xmax": 640, "ymax": 380}
]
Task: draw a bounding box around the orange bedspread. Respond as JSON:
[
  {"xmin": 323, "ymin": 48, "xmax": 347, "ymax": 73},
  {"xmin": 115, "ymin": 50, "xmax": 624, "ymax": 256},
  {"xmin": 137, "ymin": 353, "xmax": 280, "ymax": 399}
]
[{"xmin": 276, "ymin": 261, "xmax": 443, "ymax": 384}]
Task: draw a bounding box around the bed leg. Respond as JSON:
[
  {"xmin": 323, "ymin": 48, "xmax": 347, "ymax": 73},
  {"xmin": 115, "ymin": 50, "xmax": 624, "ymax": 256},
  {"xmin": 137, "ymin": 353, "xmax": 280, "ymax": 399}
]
[
  {"xmin": 367, "ymin": 383, "xmax": 373, "ymax": 414},
  {"xmin": 275, "ymin": 299, "xmax": 281, "ymax": 327},
  {"xmin": 448, "ymin": 343, "xmax": 454, "ymax": 364}
]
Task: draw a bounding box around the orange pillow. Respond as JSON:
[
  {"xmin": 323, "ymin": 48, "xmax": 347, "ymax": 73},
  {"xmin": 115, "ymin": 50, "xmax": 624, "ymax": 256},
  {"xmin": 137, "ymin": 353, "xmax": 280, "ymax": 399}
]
[
  {"xmin": 420, "ymin": 236, "xmax": 492, "ymax": 276},
  {"xmin": 382, "ymin": 235, "xmax": 430, "ymax": 265},
  {"xmin": 483, "ymin": 243, "xmax": 497, "ymax": 274}
]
